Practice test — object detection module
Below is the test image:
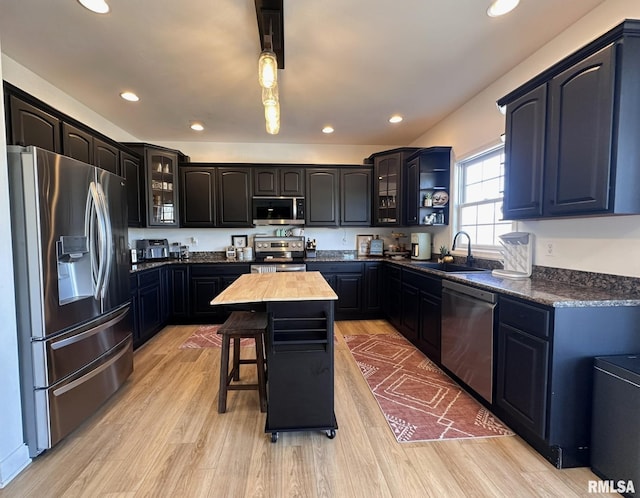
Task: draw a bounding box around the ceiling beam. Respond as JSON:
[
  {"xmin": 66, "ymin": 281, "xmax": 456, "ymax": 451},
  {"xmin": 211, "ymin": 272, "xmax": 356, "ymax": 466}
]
[{"xmin": 255, "ymin": 0, "xmax": 284, "ymax": 69}]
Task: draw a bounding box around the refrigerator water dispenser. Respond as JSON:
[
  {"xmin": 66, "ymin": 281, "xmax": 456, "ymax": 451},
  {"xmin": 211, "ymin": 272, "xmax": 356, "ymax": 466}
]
[{"xmin": 57, "ymin": 235, "xmax": 92, "ymax": 305}]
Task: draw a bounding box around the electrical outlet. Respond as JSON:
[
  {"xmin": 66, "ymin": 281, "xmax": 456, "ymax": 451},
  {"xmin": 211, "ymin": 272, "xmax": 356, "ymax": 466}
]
[
  {"xmin": 546, "ymin": 242, "xmax": 554, "ymax": 256},
  {"xmin": 191, "ymin": 237, "xmax": 198, "ymax": 246}
]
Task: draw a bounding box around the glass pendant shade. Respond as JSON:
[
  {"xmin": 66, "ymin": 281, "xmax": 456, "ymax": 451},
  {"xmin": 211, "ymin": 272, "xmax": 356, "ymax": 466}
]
[
  {"xmin": 262, "ymin": 84, "xmax": 279, "ymax": 106},
  {"xmin": 258, "ymin": 50, "xmax": 278, "ymax": 89},
  {"xmin": 264, "ymin": 102, "xmax": 280, "ymax": 135}
]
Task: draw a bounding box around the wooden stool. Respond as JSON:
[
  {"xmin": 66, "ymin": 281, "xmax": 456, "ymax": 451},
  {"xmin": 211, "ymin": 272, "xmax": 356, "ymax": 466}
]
[{"xmin": 217, "ymin": 311, "xmax": 268, "ymax": 413}]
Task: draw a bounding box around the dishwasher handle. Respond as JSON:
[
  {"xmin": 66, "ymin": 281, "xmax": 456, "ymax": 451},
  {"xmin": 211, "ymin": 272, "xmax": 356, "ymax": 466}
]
[{"xmin": 442, "ymin": 279, "xmax": 497, "ymax": 304}]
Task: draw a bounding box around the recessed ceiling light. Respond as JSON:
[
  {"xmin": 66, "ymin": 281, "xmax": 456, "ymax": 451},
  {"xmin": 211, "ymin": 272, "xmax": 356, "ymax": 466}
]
[
  {"xmin": 322, "ymin": 126, "xmax": 334, "ymax": 134},
  {"xmin": 487, "ymin": 0, "xmax": 519, "ymax": 17},
  {"xmin": 120, "ymin": 91, "xmax": 139, "ymax": 102},
  {"xmin": 389, "ymin": 115, "xmax": 403, "ymax": 124},
  {"xmin": 77, "ymin": 0, "xmax": 110, "ymax": 14},
  {"xmin": 190, "ymin": 123, "xmax": 204, "ymax": 131}
]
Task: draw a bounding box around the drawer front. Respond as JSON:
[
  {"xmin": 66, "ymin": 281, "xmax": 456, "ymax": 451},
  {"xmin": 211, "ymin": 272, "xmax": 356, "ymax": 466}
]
[
  {"xmin": 307, "ymin": 262, "xmax": 363, "ymax": 273},
  {"xmin": 500, "ymin": 297, "xmax": 550, "ymax": 338},
  {"xmin": 190, "ymin": 263, "xmax": 250, "ymax": 277},
  {"xmin": 402, "ymin": 268, "xmax": 441, "ymax": 295},
  {"xmin": 138, "ymin": 267, "xmax": 161, "ymax": 288}
]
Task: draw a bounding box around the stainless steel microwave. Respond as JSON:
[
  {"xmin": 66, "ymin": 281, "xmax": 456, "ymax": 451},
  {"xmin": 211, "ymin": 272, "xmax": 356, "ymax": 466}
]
[{"xmin": 252, "ymin": 197, "xmax": 305, "ymax": 225}]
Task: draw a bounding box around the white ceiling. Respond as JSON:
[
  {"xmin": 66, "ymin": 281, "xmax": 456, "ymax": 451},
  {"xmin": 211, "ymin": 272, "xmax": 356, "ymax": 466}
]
[{"xmin": 0, "ymin": 0, "xmax": 605, "ymax": 146}]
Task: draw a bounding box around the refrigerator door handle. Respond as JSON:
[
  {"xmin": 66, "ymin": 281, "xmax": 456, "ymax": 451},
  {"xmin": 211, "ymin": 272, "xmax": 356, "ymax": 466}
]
[
  {"xmin": 95, "ymin": 182, "xmax": 113, "ymax": 301},
  {"xmin": 86, "ymin": 182, "xmax": 108, "ymax": 300}
]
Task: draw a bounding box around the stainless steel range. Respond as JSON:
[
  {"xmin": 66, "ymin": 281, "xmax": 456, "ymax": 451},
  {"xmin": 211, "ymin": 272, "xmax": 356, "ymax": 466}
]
[{"xmin": 251, "ymin": 236, "xmax": 306, "ymax": 272}]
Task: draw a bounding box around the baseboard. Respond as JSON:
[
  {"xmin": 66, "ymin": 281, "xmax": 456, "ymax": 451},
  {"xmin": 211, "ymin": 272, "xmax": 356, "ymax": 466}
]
[{"xmin": 0, "ymin": 443, "xmax": 31, "ymax": 488}]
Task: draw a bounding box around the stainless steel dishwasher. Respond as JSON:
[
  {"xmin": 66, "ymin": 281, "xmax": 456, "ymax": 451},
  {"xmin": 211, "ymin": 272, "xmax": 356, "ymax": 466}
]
[{"xmin": 441, "ymin": 280, "xmax": 497, "ymax": 402}]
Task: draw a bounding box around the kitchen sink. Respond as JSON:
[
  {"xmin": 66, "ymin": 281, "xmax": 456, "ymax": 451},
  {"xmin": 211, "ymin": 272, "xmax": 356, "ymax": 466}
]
[{"xmin": 410, "ymin": 262, "xmax": 489, "ymax": 273}]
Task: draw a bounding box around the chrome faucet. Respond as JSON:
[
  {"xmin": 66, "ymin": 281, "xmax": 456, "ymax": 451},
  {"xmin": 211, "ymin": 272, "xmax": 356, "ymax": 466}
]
[{"xmin": 452, "ymin": 231, "xmax": 475, "ymax": 266}]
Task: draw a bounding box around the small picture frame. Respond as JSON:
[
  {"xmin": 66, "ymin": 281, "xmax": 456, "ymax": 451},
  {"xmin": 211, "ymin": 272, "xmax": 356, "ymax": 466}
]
[
  {"xmin": 231, "ymin": 235, "xmax": 248, "ymax": 248},
  {"xmin": 357, "ymin": 234, "xmax": 373, "ymax": 256}
]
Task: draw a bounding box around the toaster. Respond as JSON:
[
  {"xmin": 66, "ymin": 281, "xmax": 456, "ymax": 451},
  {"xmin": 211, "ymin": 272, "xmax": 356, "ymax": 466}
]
[{"xmin": 136, "ymin": 239, "xmax": 169, "ymax": 261}]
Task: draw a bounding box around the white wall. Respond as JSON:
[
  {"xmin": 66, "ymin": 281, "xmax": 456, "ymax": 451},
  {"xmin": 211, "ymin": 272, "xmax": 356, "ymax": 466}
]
[
  {"xmin": 1, "ymin": 57, "xmax": 139, "ymax": 143},
  {"xmin": 411, "ymin": 0, "xmax": 640, "ymax": 278},
  {"xmin": 0, "ymin": 42, "xmax": 31, "ymax": 488},
  {"xmin": 155, "ymin": 140, "xmax": 387, "ymax": 166}
]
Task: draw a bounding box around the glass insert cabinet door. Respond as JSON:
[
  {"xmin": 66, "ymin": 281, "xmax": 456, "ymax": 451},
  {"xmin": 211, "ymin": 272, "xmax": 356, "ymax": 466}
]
[
  {"xmin": 148, "ymin": 152, "xmax": 177, "ymax": 226},
  {"xmin": 376, "ymin": 157, "xmax": 399, "ymax": 224}
]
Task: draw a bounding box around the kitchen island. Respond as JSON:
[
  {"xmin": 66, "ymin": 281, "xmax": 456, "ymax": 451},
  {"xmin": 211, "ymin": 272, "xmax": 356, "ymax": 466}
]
[{"xmin": 211, "ymin": 272, "xmax": 339, "ymax": 442}]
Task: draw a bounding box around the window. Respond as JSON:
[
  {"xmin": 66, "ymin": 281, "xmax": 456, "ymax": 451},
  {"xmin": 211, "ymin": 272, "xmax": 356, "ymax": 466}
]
[{"xmin": 455, "ymin": 145, "xmax": 511, "ymax": 250}]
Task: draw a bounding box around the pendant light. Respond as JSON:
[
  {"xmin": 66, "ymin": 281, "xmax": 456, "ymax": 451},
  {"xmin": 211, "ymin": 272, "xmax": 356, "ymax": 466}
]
[
  {"xmin": 258, "ymin": 49, "xmax": 278, "ymax": 89},
  {"xmin": 255, "ymin": 3, "xmax": 285, "ymax": 135},
  {"xmin": 258, "ymin": 32, "xmax": 280, "ymax": 134}
]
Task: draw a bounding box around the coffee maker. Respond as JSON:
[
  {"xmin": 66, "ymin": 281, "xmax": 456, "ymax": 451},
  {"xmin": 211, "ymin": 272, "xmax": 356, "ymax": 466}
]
[{"xmin": 410, "ymin": 233, "xmax": 431, "ymax": 260}]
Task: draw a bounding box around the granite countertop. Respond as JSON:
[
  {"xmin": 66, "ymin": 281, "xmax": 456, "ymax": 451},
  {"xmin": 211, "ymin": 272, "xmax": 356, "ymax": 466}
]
[
  {"xmin": 389, "ymin": 260, "xmax": 640, "ymax": 308},
  {"xmin": 130, "ymin": 252, "xmax": 640, "ymax": 308}
]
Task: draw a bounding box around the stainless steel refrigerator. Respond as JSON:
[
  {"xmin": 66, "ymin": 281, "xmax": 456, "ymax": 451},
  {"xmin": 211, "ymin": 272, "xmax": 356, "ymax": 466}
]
[{"xmin": 8, "ymin": 145, "xmax": 133, "ymax": 457}]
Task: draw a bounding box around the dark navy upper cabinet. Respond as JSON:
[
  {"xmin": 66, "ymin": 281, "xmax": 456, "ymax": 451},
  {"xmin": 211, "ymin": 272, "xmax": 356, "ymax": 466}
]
[
  {"xmin": 254, "ymin": 167, "xmax": 305, "ymax": 197},
  {"xmin": 8, "ymin": 94, "xmax": 61, "ymax": 153},
  {"xmin": 545, "ymin": 44, "xmax": 615, "ymax": 216},
  {"xmin": 499, "ymin": 20, "xmax": 640, "ymax": 220},
  {"xmin": 503, "ymin": 85, "xmax": 546, "ymax": 220}
]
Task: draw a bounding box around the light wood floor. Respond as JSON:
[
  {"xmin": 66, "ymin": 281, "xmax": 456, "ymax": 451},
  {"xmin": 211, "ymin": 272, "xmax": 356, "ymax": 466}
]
[{"xmin": 0, "ymin": 320, "xmax": 613, "ymax": 497}]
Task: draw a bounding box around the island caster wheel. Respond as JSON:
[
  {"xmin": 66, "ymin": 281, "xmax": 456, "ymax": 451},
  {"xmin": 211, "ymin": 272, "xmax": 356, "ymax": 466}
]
[
  {"xmin": 326, "ymin": 429, "xmax": 336, "ymax": 439},
  {"xmin": 271, "ymin": 432, "xmax": 278, "ymax": 443}
]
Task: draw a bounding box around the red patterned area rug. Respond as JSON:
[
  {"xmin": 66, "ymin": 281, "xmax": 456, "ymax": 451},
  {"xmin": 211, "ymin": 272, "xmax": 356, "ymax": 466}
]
[
  {"xmin": 179, "ymin": 325, "xmax": 255, "ymax": 349},
  {"xmin": 344, "ymin": 333, "xmax": 514, "ymax": 443}
]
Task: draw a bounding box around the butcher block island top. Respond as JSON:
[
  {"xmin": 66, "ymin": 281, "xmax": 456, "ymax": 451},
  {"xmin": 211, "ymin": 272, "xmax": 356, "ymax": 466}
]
[{"xmin": 211, "ymin": 271, "xmax": 338, "ymax": 305}]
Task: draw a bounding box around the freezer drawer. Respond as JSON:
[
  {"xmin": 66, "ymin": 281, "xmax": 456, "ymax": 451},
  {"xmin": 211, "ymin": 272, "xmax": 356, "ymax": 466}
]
[
  {"xmin": 32, "ymin": 336, "xmax": 133, "ymax": 455},
  {"xmin": 32, "ymin": 305, "xmax": 131, "ymax": 387}
]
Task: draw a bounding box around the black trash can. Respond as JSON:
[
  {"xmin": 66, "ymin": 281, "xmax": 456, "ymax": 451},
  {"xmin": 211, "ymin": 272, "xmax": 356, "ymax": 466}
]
[{"xmin": 591, "ymin": 355, "xmax": 640, "ymax": 497}]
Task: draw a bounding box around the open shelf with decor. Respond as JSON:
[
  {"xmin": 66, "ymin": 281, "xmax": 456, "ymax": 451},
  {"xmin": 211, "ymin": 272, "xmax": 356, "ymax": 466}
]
[{"xmin": 406, "ymin": 147, "xmax": 452, "ymax": 226}]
